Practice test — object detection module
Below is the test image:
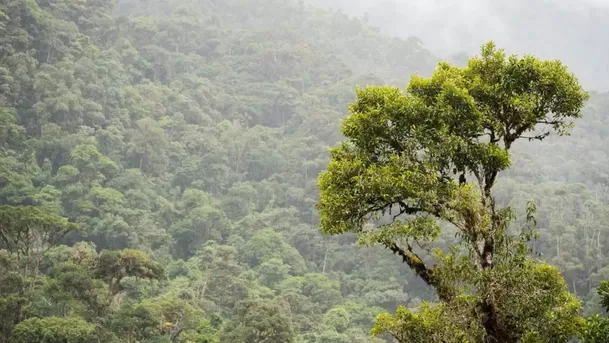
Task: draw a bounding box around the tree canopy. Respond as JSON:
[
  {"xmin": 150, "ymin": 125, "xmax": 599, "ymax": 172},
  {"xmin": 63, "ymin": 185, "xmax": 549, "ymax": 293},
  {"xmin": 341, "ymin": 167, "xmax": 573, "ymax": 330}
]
[
  {"xmin": 0, "ymin": 0, "xmax": 609, "ymax": 342},
  {"xmin": 318, "ymin": 42, "xmax": 590, "ymax": 342}
]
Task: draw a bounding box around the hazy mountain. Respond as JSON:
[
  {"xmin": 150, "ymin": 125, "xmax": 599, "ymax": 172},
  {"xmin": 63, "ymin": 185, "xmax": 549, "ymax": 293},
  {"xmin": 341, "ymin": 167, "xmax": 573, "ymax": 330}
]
[{"xmin": 309, "ymin": 0, "xmax": 609, "ymax": 90}]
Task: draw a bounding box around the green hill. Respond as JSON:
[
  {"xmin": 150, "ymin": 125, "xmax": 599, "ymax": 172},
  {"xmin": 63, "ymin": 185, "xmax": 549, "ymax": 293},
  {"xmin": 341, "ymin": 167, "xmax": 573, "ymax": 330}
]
[{"xmin": 0, "ymin": 0, "xmax": 608, "ymax": 342}]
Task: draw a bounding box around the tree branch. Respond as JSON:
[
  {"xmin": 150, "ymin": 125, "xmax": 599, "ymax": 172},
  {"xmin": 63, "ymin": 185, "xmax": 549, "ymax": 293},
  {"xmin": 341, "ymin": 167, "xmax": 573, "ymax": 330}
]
[
  {"xmin": 536, "ymin": 119, "xmax": 560, "ymax": 125},
  {"xmin": 519, "ymin": 131, "xmax": 550, "ymax": 142},
  {"xmin": 381, "ymin": 240, "xmax": 454, "ymax": 302},
  {"xmin": 383, "ymin": 240, "xmax": 433, "ymax": 285}
]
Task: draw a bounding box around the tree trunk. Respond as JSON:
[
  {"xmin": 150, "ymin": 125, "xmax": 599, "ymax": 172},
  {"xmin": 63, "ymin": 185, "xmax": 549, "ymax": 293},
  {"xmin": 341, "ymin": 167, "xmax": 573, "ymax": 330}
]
[
  {"xmin": 480, "ymin": 300, "xmax": 509, "ymax": 343},
  {"xmin": 322, "ymin": 243, "xmax": 329, "ymax": 274}
]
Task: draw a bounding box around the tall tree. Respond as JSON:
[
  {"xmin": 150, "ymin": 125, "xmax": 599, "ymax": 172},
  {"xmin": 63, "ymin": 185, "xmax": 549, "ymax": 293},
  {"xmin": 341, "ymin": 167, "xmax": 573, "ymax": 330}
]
[
  {"xmin": 95, "ymin": 249, "xmax": 164, "ymax": 305},
  {"xmin": 317, "ymin": 42, "xmax": 589, "ymax": 343},
  {"xmin": 0, "ymin": 205, "xmax": 77, "ymax": 273}
]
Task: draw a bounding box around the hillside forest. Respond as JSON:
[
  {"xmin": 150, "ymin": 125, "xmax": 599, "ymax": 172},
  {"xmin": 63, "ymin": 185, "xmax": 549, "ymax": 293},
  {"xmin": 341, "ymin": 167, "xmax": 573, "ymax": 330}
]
[{"xmin": 1, "ymin": 0, "xmax": 609, "ymax": 342}]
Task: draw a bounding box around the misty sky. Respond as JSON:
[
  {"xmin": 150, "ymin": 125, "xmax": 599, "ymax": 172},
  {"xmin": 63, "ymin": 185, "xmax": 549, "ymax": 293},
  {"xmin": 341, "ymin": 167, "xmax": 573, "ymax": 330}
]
[{"xmin": 309, "ymin": 0, "xmax": 609, "ymax": 91}]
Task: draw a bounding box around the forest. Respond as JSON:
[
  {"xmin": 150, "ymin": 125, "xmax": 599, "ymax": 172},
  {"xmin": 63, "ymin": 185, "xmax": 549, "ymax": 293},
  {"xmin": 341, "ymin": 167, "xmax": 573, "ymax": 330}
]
[{"xmin": 0, "ymin": 0, "xmax": 608, "ymax": 342}]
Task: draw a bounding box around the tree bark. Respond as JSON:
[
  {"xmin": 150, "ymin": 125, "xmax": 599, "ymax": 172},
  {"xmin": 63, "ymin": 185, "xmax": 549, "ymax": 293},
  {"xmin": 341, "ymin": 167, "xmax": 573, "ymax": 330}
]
[{"xmin": 383, "ymin": 241, "xmax": 454, "ymax": 301}]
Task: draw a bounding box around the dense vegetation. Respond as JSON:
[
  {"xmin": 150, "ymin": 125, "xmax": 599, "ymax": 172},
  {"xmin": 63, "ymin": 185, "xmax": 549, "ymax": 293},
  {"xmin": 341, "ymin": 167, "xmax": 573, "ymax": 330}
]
[
  {"xmin": 0, "ymin": 0, "xmax": 608, "ymax": 342},
  {"xmin": 317, "ymin": 42, "xmax": 592, "ymax": 342}
]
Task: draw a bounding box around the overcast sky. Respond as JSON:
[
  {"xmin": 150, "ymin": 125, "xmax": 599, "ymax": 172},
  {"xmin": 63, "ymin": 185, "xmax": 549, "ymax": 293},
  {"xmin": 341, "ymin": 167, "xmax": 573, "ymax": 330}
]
[{"xmin": 309, "ymin": 0, "xmax": 609, "ymax": 90}]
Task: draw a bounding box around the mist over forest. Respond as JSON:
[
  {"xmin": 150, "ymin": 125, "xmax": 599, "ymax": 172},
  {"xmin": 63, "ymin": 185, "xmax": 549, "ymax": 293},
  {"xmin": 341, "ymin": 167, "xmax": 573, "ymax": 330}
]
[
  {"xmin": 310, "ymin": 0, "xmax": 609, "ymax": 91},
  {"xmin": 1, "ymin": 0, "xmax": 609, "ymax": 342}
]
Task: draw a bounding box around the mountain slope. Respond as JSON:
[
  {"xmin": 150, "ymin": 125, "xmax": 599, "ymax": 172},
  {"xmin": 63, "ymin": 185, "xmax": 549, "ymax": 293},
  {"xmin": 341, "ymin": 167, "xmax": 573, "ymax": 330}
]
[{"xmin": 0, "ymin": 0, "xmax": 608, "ymax": 342}]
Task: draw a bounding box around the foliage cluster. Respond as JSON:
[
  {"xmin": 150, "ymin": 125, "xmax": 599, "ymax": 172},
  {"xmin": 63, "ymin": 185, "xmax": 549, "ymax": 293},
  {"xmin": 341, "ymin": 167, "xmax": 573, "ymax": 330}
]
[{"xmin": 0, "ymin": 0, "xmax": 608, "ymax": 342}]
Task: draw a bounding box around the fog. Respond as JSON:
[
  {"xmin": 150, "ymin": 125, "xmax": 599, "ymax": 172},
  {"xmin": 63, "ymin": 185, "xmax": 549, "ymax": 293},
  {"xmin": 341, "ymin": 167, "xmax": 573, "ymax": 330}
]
[
  {"xmin": 3, "ymin": 0, "xmax": 609, "ymax": 341},
  {"xmin": 310, "ymin": 0, "xmax": 609, "ymax": 91}
]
